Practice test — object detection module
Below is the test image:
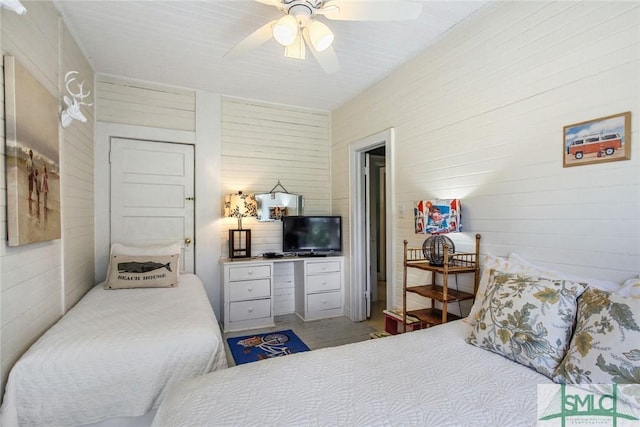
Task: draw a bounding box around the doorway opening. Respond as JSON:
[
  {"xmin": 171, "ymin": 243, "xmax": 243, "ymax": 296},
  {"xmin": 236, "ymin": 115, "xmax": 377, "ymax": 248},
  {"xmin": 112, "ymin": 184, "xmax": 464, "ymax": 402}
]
[
  {"xmin": 349, "ymin": 129, "xmax": 395, "ymax": 326},
  {"xmin": 365, "ymin": 147, "xmax": 387, "ymax": 331}
]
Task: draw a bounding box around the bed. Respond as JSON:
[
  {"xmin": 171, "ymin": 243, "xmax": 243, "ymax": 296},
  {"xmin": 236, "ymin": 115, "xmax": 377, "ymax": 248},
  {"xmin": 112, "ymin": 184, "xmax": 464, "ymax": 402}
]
[
  {"xmin": 1, "ymin": 273, "xmax": 228, "ymax": 427},
  {"xmin": 152, "ymin": 254, "xmax": 640, "ymax": 426},
  {"xmin": 153, "ymin": 320, "xmax": 549, "ymax": 426}
]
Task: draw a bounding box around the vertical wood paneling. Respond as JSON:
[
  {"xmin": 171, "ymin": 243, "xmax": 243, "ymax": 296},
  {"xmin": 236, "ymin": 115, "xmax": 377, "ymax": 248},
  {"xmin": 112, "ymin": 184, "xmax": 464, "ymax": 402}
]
[
  {"xmin": 61, "ymin": 25, "xmax": 95, "ymax": 310},
  {"xmin": 95, "ymin": 74, "xmax": 196, "ymax": 131},
  {"xmin": 0, "ymin": 1, "xmax": 94, "ymax": 396},
  {"xmin": 332, "ymin": 1, "xmax": 640, "ymax": 310},
  {"xmin": 220, "ymin": 97, "xmax": 331, "ymax": 257}
]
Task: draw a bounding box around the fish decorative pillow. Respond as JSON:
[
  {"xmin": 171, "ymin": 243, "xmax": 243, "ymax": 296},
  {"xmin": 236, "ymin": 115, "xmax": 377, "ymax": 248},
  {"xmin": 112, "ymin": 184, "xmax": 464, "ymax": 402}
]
[{"xmin": 105, "ymin": 254, "xmax": 179, "ymax": 289}]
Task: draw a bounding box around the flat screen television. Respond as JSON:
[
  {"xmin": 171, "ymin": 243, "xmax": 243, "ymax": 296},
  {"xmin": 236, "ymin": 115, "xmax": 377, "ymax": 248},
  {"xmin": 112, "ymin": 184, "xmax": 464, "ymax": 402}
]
[{"xmin": 282, "ymin": 216, "xmax": 342, "ymax": 255}]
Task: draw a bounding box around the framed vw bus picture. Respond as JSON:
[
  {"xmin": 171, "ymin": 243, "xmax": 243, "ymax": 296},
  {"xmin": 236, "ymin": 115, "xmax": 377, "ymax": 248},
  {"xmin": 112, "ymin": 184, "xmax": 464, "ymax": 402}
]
[{"xmin": 563, "ymin": 112, "xmax": 631, "ymax": 167}]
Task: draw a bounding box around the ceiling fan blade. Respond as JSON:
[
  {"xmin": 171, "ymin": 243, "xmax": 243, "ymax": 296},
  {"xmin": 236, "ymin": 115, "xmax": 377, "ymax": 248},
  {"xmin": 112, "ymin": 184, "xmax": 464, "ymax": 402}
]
[
  {"xmin": 303, "ymin": 28, "xmax": 340, "ymax": 74},
  {"xmin": 319, "ymin": 1, "xmax": 422, "ymax": 21},
  {"xmin": 224, "ymin": 20, "xmax": 276, "ymax": 58}
]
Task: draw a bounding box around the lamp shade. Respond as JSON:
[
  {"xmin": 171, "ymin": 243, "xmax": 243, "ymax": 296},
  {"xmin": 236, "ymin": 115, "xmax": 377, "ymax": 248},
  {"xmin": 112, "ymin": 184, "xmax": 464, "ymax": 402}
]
[
  {"xmin": 225, "ymin": 192, "xmax": 256, "ymax": 258},
  {"xmin": 224, "ymin": 192, "xmax": 257, "ymax": 228},
  {"xmin": 273, "ymin": 15, "xmax": 299, "ymax": 47},
  {"xmin": 307, "ymin": 20, "xmax": 334, "ymax": 52}
]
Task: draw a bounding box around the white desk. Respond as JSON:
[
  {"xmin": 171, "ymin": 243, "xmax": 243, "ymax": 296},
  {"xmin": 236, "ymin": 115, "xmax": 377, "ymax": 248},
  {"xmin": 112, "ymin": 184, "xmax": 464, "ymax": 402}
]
[{"xmin": 221, "ymin": 256, "xmax": 344, "ymax": 332}]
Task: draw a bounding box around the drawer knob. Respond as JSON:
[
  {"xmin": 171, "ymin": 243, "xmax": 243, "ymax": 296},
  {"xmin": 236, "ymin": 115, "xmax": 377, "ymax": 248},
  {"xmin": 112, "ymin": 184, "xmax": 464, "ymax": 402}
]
[
  {"xmin": 248, "ymin": 270, "xmax": 253, "ymax": 275},
  {"xmin": 248, "ymin": 307, "xmax": 253, "ymax": 313},
  {"xmin": 248, "ymin": 287, "xmax": 253, "ymax": 292},
  {"xmin": 322, "ymin": 281, "xmax": 327, "ymax": 285},
  {"xmin": 322, "ymin": 299, "xmax": 327, "ymax": 304},
  {"xmin": 322, "ymin": 265, "xmax": 327, "ymax": 270}
]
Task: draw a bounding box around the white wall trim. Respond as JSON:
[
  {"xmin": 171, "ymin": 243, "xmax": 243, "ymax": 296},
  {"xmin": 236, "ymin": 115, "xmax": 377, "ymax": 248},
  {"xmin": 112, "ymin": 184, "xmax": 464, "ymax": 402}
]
[
  {"xmin": 349, "ymin": 128, "xmax": 395, "ymax": 321},
  {"xmin": 195, "ymin": 91, "xmax": 222, "ymax": 316}
]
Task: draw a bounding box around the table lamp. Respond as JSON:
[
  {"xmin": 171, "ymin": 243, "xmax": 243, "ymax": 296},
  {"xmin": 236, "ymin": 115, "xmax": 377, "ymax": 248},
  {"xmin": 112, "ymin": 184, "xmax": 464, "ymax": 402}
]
[{"xmin": 224, "ymin": 191, "xmax": 257, "ymax": 258}]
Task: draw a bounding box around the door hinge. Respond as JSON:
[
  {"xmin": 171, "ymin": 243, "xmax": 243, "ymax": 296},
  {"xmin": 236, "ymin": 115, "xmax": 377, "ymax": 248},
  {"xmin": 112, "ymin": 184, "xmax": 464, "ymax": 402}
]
[
  {"xmin": 363, "ymin": 166, "xmax": 369, "ymax": 176},
  {"xmin": 108, "ymin": 151, "xmax": 112, "ymax": 163}
]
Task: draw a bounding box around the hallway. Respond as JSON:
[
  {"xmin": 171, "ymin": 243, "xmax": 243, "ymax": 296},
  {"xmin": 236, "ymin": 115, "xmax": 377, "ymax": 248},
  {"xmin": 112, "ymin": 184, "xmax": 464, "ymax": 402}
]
[{"xmin": 365, "ymin": 280, "xmax": 387, "ymax": 332}]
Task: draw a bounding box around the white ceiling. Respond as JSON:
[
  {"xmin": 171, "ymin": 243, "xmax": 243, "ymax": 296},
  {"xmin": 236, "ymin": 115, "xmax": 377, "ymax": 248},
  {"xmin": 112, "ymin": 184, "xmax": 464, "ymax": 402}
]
[{"xmin": 53, "ymin": 0, "xmax": 488, "ymax": 111}]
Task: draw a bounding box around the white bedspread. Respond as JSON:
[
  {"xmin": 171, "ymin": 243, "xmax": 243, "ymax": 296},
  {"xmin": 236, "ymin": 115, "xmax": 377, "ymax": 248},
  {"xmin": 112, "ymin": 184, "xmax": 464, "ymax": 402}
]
[
  {"xmin": 153, "ymin": 320, "xmax": 552, "ymax": 426},
  {"xmin": 1, "ymin": 274, "xmax": 227, "ymax": 427}
]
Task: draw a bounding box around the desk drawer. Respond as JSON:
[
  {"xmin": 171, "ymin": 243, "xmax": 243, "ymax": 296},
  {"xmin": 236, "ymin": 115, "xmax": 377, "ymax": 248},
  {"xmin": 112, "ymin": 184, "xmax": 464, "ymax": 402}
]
[
  {"xmin": 307, "ymin": 291, "xmax": 341, "ymax": 312},
  {"xmin": 229, "ymin": 299, "xmax": 271, "ymax": 322},
  {"xmin": 306, "ymin": 261, "xmax": 341, "ymax": 275},
  {"xmin": 307, "ymin": 273, "xmax": 341, "ymax": 293},
  {"xmin": 229, "ymin": 265, "xmax": 271, "ymax": 281},
  {"xmin": 229, "ymin": 278, "xmax": 271, "ymax": 301}
]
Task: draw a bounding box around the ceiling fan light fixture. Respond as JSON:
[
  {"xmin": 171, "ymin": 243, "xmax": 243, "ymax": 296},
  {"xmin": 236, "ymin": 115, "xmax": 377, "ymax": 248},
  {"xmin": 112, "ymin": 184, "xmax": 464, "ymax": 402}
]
[
  {"xmin": 308, "ymin": 20, "xmax": 334, "ymax": 52},
  {"xmin": 273, "ymin": 15, "xmax": 299, "ymax": 46}
]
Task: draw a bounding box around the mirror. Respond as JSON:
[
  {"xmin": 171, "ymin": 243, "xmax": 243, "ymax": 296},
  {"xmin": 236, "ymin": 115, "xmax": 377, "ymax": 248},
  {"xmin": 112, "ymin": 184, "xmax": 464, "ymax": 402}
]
[{"xmin": 255, "ymin": 192, "xmax": 303, "ymax": 221}]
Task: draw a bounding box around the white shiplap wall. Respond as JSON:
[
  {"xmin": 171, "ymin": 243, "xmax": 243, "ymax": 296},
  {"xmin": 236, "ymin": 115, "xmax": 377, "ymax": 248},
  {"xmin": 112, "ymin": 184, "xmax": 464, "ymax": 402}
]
[
  {"xmin": 220, "ymin": 97, "xmax": 331, "ymax": 256},
  {"xmin": 95, "ymin": 90, "xmax": 329, "ymax": 315},
  {"xmin": 332, "ymin": 1, "xmax": 640, "ymax": 313},
  {"xmin": 96, "ymin": 74, "xmax": 196, "ymax": 132},
  {"xmin": 1, "ymin": 0, "xmax": 95, "ymax": 394},
  {"xmin": 61, "ymin": 26, "xmax": 95, "ymax": 310}
]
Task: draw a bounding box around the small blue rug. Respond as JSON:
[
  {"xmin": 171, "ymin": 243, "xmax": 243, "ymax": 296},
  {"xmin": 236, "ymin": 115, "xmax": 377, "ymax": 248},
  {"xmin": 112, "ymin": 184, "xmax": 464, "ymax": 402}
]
[{"xmin": 227, "ymin": 329, "xmax": 310, "ymax": 365}]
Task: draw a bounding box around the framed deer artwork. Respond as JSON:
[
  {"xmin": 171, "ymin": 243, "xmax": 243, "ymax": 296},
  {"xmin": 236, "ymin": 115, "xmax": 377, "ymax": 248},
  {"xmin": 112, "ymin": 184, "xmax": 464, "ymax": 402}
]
[{"xmin": 4, "ymin": 55, "xmax": 61, "ymax": 246}]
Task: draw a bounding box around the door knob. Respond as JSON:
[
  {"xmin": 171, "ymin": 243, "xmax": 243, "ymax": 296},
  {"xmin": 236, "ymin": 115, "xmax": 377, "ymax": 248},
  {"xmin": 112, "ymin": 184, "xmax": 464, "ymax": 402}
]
[{"xmin": 185, "ymin": 237, "xmax": 192, "ymax": 247}]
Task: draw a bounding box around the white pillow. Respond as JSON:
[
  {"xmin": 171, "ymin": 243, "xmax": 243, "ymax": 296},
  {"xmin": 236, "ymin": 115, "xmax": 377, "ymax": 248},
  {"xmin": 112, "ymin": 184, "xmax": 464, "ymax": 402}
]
[
  {"xmin": 108, "ymin": 242, "xmax": 182, "ymax": 278},
  {"xmin": 110, "ymin": 242, "xmax": 182, "ymax": 257},
  {"xmin": 105, "ymin": 254, "xmax": 179, "ymax": 289},
  {"xmin": 468, "ymin": 252, "xmax": 632, "ymax": 325},
  {"xmin": 618, "ymin": 276, "xmax": 640, "ymax": 298},
  {"xmin": 507, "ymin": 253, "xmax": 622, "ymax": 293}
]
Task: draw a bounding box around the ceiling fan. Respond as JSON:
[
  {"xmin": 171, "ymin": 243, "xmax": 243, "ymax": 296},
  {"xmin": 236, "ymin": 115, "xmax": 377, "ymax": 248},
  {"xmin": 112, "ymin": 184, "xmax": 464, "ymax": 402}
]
[{"xmin": 225, "ymin": 0, "xmax": 423, "ymax": 74}]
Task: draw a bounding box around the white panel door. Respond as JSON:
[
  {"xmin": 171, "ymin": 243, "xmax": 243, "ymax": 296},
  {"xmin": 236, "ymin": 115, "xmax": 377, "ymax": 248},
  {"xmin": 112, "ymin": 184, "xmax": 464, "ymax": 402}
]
[{"xmin": 110, "ymin": 138, "xmax": 195, "ymax": 272}]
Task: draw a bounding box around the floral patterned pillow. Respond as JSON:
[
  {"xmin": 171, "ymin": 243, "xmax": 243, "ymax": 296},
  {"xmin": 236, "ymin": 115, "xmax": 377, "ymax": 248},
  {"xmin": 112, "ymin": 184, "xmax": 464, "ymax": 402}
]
[
  {"xmin": 467, "ymin": 255, "xmax": 515, "ymax": 326},
  {"xmin": 466, "ymin": 270, "xmax": 588, "ymax": 378},
  {"xmin": 553, "ymin": 288, "xmax": 640, "ymax": 389}
]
